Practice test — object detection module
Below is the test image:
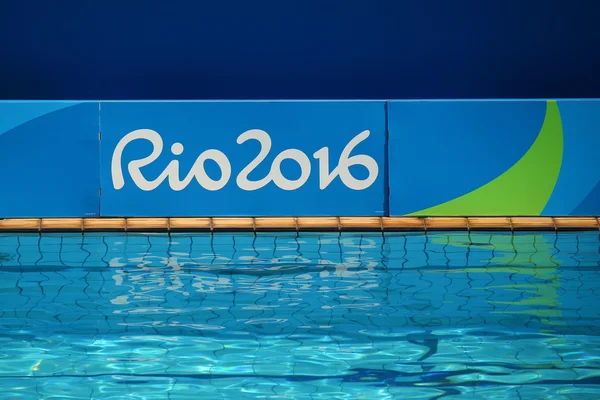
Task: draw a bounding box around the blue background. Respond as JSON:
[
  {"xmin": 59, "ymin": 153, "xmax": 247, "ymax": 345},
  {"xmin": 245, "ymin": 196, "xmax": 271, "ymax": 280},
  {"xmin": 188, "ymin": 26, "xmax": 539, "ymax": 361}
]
[
  {"xmin": 0, "ymin": 102, "xmax": 99, "ymax": 217},
  {"xmin": 100, "ymin": 101, "xmax": 386, "ymax": 216},
  {"xmin": 0, "ymin": 0, "xmax": 599, "ymax": 100},
  {"xmin": 545, "ymin": 101, "xmax": 600, "ymax": 216}
]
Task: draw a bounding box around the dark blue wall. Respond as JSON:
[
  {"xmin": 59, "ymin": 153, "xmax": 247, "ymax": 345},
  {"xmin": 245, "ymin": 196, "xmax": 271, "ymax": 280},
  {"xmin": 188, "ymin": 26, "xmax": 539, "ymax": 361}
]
[{"xmin": 1, "ymin": 0, "xmax": 599, "ymax": 100}]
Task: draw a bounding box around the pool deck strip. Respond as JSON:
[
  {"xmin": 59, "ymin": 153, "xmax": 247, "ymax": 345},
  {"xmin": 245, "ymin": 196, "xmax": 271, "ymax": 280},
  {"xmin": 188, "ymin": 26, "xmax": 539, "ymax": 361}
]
[{"xmin": 0, "ymin": 217, "xmax": 599, "ymax": 232}]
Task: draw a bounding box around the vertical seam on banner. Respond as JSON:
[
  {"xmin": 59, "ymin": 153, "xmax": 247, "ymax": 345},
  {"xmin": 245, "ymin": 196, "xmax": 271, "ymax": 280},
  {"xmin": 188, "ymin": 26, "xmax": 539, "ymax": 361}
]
[
  {"xmin": 98, "ymin": 101, "xmax": 102, "ymax": 217},
  {"xmin": 383, "ymin": 100, "xmax": 390, "ymax": 217}
]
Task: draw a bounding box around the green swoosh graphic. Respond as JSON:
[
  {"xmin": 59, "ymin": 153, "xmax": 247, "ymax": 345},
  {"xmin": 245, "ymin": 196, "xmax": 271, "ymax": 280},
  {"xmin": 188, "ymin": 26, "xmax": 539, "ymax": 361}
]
[{"xmin": 408, "ymin": 100, "xmax": 563, "ymax": 216}]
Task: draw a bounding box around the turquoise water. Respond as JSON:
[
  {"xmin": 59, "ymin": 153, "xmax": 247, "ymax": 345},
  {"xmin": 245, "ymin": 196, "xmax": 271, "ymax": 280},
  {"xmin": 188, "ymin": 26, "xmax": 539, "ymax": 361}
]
[{"xmin": 0, "ymin": 231, "xmax": 599, "ymax": 399}]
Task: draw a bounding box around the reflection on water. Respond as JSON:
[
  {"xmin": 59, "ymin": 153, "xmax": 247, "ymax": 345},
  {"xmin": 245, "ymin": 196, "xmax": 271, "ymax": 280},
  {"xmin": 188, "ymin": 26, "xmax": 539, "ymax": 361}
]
[{"xmin": 0, "ymin": 231, "xmax": 599, "ymax": 399}]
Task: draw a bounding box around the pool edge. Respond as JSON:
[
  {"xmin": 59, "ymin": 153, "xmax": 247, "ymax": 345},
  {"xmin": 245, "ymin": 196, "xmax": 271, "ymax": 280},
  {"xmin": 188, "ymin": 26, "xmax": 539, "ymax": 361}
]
[{"xmin": 0, "ymin": 217, "xmax": 598, "ymax": 233}]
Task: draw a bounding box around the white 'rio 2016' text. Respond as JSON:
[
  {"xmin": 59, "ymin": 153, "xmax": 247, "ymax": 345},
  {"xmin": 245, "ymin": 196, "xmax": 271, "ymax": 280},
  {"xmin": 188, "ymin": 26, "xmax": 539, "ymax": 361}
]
[{"xmin": 111, "ymin": 129, "xmax": 378, "ymax": 191}]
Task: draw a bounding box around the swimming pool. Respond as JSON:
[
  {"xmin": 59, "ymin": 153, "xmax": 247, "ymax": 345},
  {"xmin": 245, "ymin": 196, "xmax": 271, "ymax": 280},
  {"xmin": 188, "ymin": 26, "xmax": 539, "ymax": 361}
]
[{"xmin": 0, "ymin": 231, "xmax": 599, "ymax": 399}]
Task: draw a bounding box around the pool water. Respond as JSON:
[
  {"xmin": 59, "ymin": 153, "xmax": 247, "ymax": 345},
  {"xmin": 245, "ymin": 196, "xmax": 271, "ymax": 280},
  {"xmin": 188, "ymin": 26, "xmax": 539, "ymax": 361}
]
[{"xmin": 0, "ymin": 231, "xmax": 599, "ymax": 399}]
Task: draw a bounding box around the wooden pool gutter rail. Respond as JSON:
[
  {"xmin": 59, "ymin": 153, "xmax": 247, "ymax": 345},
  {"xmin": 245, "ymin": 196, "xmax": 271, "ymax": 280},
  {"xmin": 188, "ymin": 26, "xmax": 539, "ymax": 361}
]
[{"xmin": 0, "ymin": 217, "xmax": 599, "ymax": 233}]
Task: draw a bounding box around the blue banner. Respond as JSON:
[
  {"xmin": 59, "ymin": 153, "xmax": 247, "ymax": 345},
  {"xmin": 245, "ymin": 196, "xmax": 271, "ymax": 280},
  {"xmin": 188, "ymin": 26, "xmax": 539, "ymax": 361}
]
[
  {"xmin": 388, "ymin": 100, "xmax": 600, "ymax": 216},
  {"xmin": 1, "ymin": 99, "xmax": 599, "ymax": 218},
  {"xmin": 0, "ymin": 101, "xmax": 99, "ymax": 217},
  {"xmin": 99, "ymin": 101, "xmax": 386, "ymax": 216}
]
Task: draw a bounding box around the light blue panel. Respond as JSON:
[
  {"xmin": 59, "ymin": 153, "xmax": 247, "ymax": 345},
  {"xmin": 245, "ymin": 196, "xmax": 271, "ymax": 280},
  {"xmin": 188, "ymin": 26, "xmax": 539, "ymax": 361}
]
[
  {"xmin": 0, "ymin": 102, "xmax": 100, "ymax": 217},
  {"xmin": 388, "ymin": 100, "xmax": 545, "ymax": 215},
  {"xmin": 99, "ymin": 101, "xmax": 385, "ymax": 216},
  {"xmin": 543, "ymin": 100, "xmax": 600, "ymax": 215}
]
